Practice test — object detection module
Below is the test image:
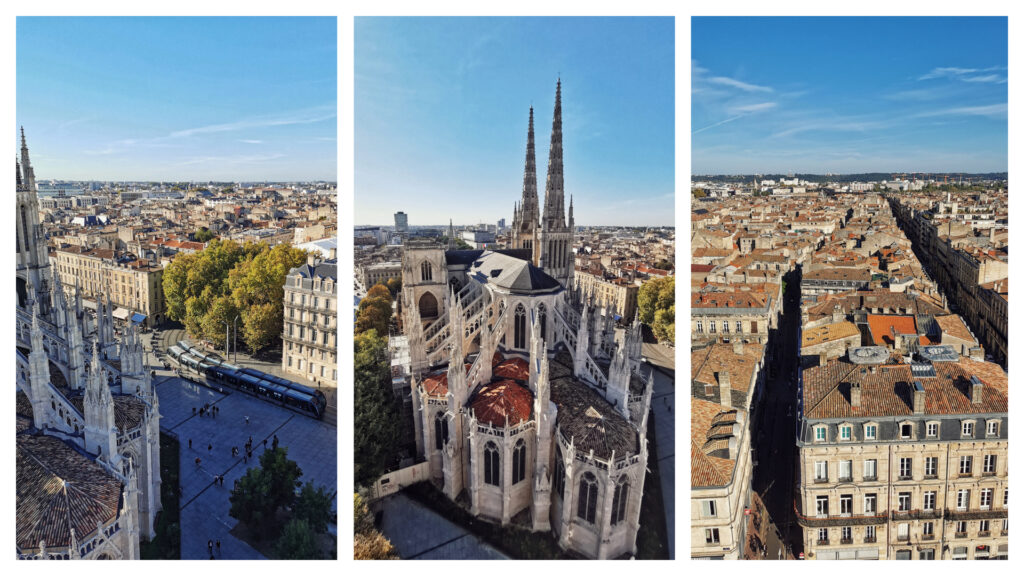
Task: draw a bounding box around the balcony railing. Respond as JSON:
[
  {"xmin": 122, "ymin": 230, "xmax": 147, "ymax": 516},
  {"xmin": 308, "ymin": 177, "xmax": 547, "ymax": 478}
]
[
  {"xmin": 817, "ymin": 539, "xmax": 830, "ymax": 546},
  {"xmin": 814, "ymin": 477, "xmax": 829, "ymax": 484},
  {"xmin": 979, "ymin": 531, "xmax": 991, "ymax": 538},
  {"xmin": 838, "ymin": 475, "xmax": 853, "ymax": 482},
  {"xmin": 945, "ymin": 508, "xmax": 1008, "ymax": 521},
  {"xmin": 864, "ymin": 536, "xmax": 877, "ymax": 544},
  {"xmin": 863, "ymin": 475, "xmax": 878, "ymax": 482},
  {"xmin": 955, "ymin": 531, "xmax": 968, "ymax": 539},
  {"xmin": 840, "ymin": 538, "xmax": 853, "ymax": 545},
  {"xmin": 897, "ymin": 474, "xmax": 913, "ymax": 481},
  {"xmin": 922, "ymin": 533, "xmax": 935, "ymax": 541},
  {"xmin": 890, "ymin": 509, "xmax": 942, "ymax": 521},
  {"xmin": 794, "ymin": 501, "xmax": 888, "ymax": 528}
]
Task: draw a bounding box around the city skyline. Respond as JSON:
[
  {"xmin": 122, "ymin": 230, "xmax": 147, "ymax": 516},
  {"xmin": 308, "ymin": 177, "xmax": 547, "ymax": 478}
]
[
  {"xmin": 16, "ymin": 17, "xmax": 337, "ymax": 181},
  {"xmin": 355, "ymin": 17, "xmax": 674, "ymax": 227},
  {"xmin": 692, "ymin": 17, "xmax": 1008, "ymax": 175}
]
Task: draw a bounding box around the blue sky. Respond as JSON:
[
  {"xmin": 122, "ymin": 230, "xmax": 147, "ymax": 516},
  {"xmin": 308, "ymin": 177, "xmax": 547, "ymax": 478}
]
[
  {"xmin": 17, "ymin": 17, "xmax": 336, "ymax": 182},
  {"xmin": 355, "ymin": 17, "xmax": 674, "ymax": 227},
  {"xmin": 692, "ymin": 17, "xmax": 1008, "ymax": 175}
]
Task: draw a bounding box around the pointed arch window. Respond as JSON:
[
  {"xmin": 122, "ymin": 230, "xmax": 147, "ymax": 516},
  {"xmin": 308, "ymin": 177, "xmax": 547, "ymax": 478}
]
[
  {"xmin": 484, "ymin": 441, "xmax": 500, "ymax": 486},
  {"xmin": 538, "ymin": 303, "xmax": 547, "ymax": 341},
  {"xmin": 420, "ymin": 261, "xmax": 433, "ymax": 282},
  {"xmin": 577, "ymin": 472, "xmax": 599, "ymax": 523},
  {"xmin": 611, "ymin": 477, "xmax": 629, "ymax": 525},
  {"xmin": 434, "ymin": 412, "xmax": 449, "ymax": 450},
  {"xmin": 514, "ymin": 304, "xmax": 527, "ymax": 349},
  {"xmin": 554, "ymin": 446, "xmax": 566, "ymax": 500},
  {"xmin": 512, "ymin": 439, "xmax": 527, "ymax": 484}
]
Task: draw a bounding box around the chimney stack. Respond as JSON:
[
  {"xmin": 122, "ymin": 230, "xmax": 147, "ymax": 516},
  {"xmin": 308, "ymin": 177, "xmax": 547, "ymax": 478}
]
[
  {"xmin": 850, "ymin": 381, "xmax": 862, "ymax": 408},
  {"xmin": 307, "ymin": 252, "xmax": 320, "ymax": 267},
  {"xmin": 819, "ymin": 351, "xmax": 829, "ymax": 367},
  {"xmin": 733, "ymin": 339, "xmax": 744, "ymax": 355},
  {"xmin": 970, "ymin": 375, "xmax": 984, "ymax": 405},
  {"xmin": 717, "ymin": 371, "xmax": 732, "ymax": 408},
  {"xmin": 913, "ymin": 381, "xmax": 926, "ymax": 414}
]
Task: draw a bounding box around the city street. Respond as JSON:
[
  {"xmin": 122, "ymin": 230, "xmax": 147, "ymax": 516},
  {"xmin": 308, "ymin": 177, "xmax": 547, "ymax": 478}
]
[
  {"xmin": 154, "ymin": 372, "xmax": 337, "ymax": 560},
  {"xmin": 751, "ymin": 268, "xmax": 802, "ymax": 560},
  {"xmin": 378, "ymin": 493, "xmax": 508, "ymax": 559}
]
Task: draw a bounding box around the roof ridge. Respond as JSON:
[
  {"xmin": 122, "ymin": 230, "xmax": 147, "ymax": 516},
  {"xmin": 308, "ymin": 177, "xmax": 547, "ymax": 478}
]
[{"xmin": 805, "ymin": 362, "xmax": 857, "ymax": 417}]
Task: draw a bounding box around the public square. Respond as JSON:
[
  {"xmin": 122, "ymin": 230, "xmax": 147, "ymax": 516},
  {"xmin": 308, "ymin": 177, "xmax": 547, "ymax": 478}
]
[{"xmin": 154, "ymin": 372, "xmax": 337, "ymax": 559}]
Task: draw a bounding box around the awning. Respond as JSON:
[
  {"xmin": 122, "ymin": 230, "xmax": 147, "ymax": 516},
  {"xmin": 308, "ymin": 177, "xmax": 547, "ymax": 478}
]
[
  {"xmin": 112, "ymin": 307, "xmax": 131, "ymax": 320},
  {"xmin": 131, "ymin": 313, "xmax": 147, "ymax": 323}
]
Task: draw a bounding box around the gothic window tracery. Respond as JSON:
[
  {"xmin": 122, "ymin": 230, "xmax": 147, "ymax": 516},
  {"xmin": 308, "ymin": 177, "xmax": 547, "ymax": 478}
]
[
  {"xmin": 484, "ymin": 441, "xmax": 500, "ymax": 486},
  {"xmin": 512, "ymin": 439, "xmax": 527, "ymax": 484},
  {"xmin": 434, "ymin": 412, "xmax": 449, "ymax": 450},
  {"xmin": 514, "ymin": 304, "xmax": 527, "ymax": 349},
  {"xmin": 577, "ymin": 471, "xmax": 599, "ymax": 523},
  {"xmin": 611, "ymin": 477, "xmax": 629, "ymax": 525}
]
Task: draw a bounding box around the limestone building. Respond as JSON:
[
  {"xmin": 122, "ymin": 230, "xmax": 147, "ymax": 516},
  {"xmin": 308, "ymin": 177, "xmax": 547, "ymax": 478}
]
[
  {"xmin": 572, "ymin": 268, "xmax": 639, "ymax": 323},
  {"xmin": 53, "ymin": 247, "xmax": 166, "ymax": 327},
  {"xmin": 16, "ymin": 130, "xmax": 161, "ymax": 560},
  {"xmin": 400, "ymin": 83, "xmax": 654, "ymax": 559},
  {"xmin": 282, "ymin": 254, "xmax": 338, "ymax": 387},
  {"xmin": 796, "ymin": 345, "xmax": 1008, "ymax": 560}
]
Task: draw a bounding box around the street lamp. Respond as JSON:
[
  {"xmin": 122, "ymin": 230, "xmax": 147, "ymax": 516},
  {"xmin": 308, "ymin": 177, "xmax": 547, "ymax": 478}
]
[
  {"xmin": 232, "ymin": 314, "xmax": 240, "ymax": 364},
  {"xmin": 224, "ymin": 315, "xmax": 240, "ymax": 364}
]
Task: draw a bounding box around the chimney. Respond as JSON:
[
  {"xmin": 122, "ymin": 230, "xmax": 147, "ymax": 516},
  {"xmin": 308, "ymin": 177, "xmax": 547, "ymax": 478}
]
[
  {"xmin": 733, "ymin": 339, "xmax": 744, "ymax": 355},
  {"xmin": 989, "ymin": 227, "xmax": 996, "ymax": 243},
  {"xmin": 970, "ymin": 375, "xmax": 984, "ymax": 405},
  {"xmin": 306, "ymin": 252, "xmax": 320, "ymax": 267},
  {"xmin": 850, "ymin": 381, "xmax": 862, "ymax": 408},
  {"xmin": 717, "ymin": 371, "xmax": 732, "ymax": 408},
  {"xmin": 819, "ymin": 351, "xmax": 829, "ymax": 367},
  {"xmin": 728, "ymin": 435, "xmax": 738, "ymax": 460},
  {"xmin": 913, "ymin": 381, "xmax": 926, "ymax": 414}
]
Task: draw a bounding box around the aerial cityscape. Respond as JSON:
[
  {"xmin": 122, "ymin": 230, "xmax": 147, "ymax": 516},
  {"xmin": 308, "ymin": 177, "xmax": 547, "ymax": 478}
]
[
  {"xmin": 353, "ymin": 17, "xmax": 675, "ymax": 560},
  {"xmin": 15, "ymin": 17, "xmax": 338, "ymax": 560},
  {"xmin": 690, "ymin": 17, "xmax": 1008, "ymax": 561}
]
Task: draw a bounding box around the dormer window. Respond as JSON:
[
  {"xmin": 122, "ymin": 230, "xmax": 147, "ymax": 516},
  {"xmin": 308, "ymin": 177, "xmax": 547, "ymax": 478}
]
[
  {"xmin": 899, "ymin": 422, "xmax": 914, "ymax": 440},
  {"xmin": 926, "ymin": 421, "xmax": 939, "ymax": 438},
  {"xmin": 814, "ymin": 426, "xmax": 827, "ymax": 443},
  {"xmin": 962, "ymin": 421, "xmax": 976, "ymax": 438},
  {"xmin": 839, "ymin": 424, "xmax": 852, "ymax": 441},
  {"xmin": 864, "ymin": 423, "xmax": 877, "ymax": 441},
  {"xmin": 986, "ymin": 420, "xmax": 1000, "ymax": 437}
]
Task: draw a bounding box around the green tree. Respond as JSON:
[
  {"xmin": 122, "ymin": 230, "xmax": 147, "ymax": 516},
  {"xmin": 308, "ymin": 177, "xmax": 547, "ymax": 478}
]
[
  {"xmin": 194, "ymin": 227, "xmax": 217, "ymax": 243},
  {"xmin": 241, "ymin": 302, "xmax": 281, "ymax": 354},
  {"xmin": 638, "ymin": 276, "xmax": 675, "ymax": 344},
  {"xmin": 229, "ymin": 467, "xmax": 276, "ymax": 538},
  {"xmin": 354, "ymin": 492, "xmax": 398, "ymax": 560},
  {"xmin": 293, "ymin": 482, "xmax": 335, "ymax": 534},
  {"xmin": 653, "ymin": 304, "xmax": 675, "ymax": 344},
  {"xmin": 201, "ymin": 295, "xmax": 238, "ymax": 350},
  {"xmin": 261, "ymin": 446, "xmax": 304, "ymax": 512},
  {"xmin": 354, "ymin": 330, "xmax": 400, "ymax": 486},
  {"xmin": 385, "ymin": 277, "xmax": 402, "ymax": 297},
  {"xmin": 275, "ymin": 519, "xmax": 321, "ymax": 560}
]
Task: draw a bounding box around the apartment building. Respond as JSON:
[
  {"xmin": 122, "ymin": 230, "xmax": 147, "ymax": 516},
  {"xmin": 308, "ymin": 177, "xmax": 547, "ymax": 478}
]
[
  {"xmin": 282, "ymin": 255, "xmax": 338, "ymax": 388},
  {"xmin": 573, "ymin": 268, "xmax": 640, "ymax": 322},
  {"xmin": 796, "ymin": 345, "xmax": 1008, "ymax": 560},
  {"xmin": 691, "ymin": 291, "xmax": 777, "ymax": 346},
  {"xmin": 53, "ymin": 246, "xmax": 166, "ymax": 326}
]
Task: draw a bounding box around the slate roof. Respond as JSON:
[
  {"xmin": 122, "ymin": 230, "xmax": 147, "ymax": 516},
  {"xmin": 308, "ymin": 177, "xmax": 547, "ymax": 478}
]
[
  {"xmin": 464, "ymin": 251, "xmax": 561, "ymax": 294},
  {"xmin": 289, "ymin": 259, "xmax": 338, "ymax": 281},
  {"xmin": 548, "ymin": 351, "xmax": 637, "ymax": 459},
  {"xmin": 69, "ymin": 395, "xmax": 147, "ymax": 433},
  {"xmin": 16, "ymin": 434, "xmax": 122, "ymax": 552}
]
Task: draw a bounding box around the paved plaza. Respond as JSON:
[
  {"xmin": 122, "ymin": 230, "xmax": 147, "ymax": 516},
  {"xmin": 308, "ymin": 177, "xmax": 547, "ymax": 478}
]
[
  {"xmin": 648, "ymin": 364, "xmax": 676, "ymax": 559},
  {"xmin": 154, "ymin": 372, "xmax": 337, "ymax": 560},
  {"xmin": 378, "ymin": 493, "xmax": 507, "ymax": 560}
]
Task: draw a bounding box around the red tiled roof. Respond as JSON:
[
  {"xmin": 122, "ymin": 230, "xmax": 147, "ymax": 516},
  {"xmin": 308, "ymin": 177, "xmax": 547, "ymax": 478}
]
[
  {"xmin": 469, "ymin": 379, "xmax": 533, "ymax": 427},
  {"xmin": 493, "ymin": 357, "xmax": 529, "ymax": 382},
  {"xmin": 866, "ymin": 314, "xmax": 917, "ymax": 346},
  {"xmin": 421, "ymin": 363, "xmax": 472, "ymax": 398}
]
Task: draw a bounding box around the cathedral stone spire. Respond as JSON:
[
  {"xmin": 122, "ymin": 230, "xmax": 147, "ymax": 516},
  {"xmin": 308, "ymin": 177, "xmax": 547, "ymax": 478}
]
[
  {"xmin": 521, "ymin": 106, "xmax": 539, "ymax": 220},
  {"xmin": 20, "ymin": 126, "xmax": 36, "ymax": 193},
  {"xmin": 84, "ymin": 341, "xmax": 118, "ymax": 462},
  {"xmin": 28, "ymin": 301, "xmax": 53, "ymax": 430},
  {"xmin": 543, "ymin": 79, "xmax": 565, "ymax": 230}
]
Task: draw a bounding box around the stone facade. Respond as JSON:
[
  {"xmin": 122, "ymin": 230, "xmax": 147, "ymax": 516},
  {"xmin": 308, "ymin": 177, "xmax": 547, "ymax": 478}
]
[{"xmin": 282, "ymin": 255, "xmax": 337, "ymax": 388}]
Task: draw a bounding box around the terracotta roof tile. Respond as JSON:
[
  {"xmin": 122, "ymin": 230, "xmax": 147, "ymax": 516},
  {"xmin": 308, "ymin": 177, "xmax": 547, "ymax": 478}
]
[{"xmin": 469, "ymin": 379, "xmax": 533, "ymax": 427}]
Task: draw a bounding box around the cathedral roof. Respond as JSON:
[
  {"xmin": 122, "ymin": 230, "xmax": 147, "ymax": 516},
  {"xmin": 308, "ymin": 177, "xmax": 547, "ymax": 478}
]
[
  {"xmin": 16, "ymin": 391, "xmax": 33, "ymax": 433},
  {"xmin": 465, "ymin": 251, "xmax": 561, "ymax": 294},
  {"xmin": 421, "ymin": 363, "xmax": 471, "ymax": 398},
  {"xmin": 548, "ymin": 351, "xmax": 638, "ymax": 459},
  {"xmin": 16, "ymin": 434, "xmax": 123, "ymax": 553},
  {"xmin": 69, "ymin": 394, "xmax": 147, "ymax": 433},
  {"xmin": 469, "ymin": 379, "xmax": 533, "ymax": 427},
  {"xmin": 493, "ymin": 357, "xmax": 530, "ymax": 382}
]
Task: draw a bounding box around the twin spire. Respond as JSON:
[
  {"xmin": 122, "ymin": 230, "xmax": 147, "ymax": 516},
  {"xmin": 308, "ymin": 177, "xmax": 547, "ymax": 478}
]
[{"xmin": 518, "ymin": 80, "xmax": 567, "ymax": 230}]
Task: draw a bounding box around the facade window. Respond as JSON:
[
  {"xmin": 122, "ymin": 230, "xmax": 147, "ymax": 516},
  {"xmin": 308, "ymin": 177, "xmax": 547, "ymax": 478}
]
[
  {"xmin": 722, "ymin": 321, "xmax": 729, "ymax": 333},
  {"xmin": 696, "ymin": 320, "xmax": 703, "ymax": 333},
  {"xmin": 979, "ymin": 519, "xmax": 990, "ymax": 534},
  {"xmin": 898, "ymin": 492, "xmax": 911, "ymax": 512},
  {"xmin": 899, "ymin": 457, "xmax": 912, "ymax": 479},
  {"xmin": 863, "ymin": 459, "xmax": 877, "ymax": 480},
  {"xmin": 705, "ymin": 528, "xmax": 720, "ymax": 544},
  {"xmin": 702, "ymin": 500, "xmax": 717, "ymax": 518},
  {"xmin": 841, "ymin": 526, "xmax": 852, "ymax": 542},
  {"xmin": 959, "ymin": 455, "xmax": 973, "ymax": 476},
  {"xmin": 814, "ymin": 427, "xmax": 827, "ymax": 442},
  {"xmin": 923, "ymin": 521, "xmax": 934, "ymax": 537},
  {"xmin": 864, "ymin": 494, "xmax": 877, "ymax": 514},
  {"xmin": 962, "ymin": 421, "xmax": 975, "ymax": 437},
  {"xmin": 924, "ymin": 491, "xmax": 936, "ymax": 511},
  {"xmin": 897, "ymin": 523, "xmax": 909, "ymax": 541},
  {"xmin": 420, "ymin": 261, "xmax": 433, "ymax": 282},
  {"xmin": 1004, "ymin": 488, "xmax": 1009, "ymax": 507},
  {"xmin": 900, "ymin": 423, "xmax": 913, "ymax": 439},
  {"xmin": 926, "ymin": 422, "xmax": 938, "ymax": 437},
  {"xmin": 709, "ymin": 321, "xmax": 716, "ymax": 333},
  {"xmin": 983, "ymin": 454, "xmax": 997, "ymax": 474},
  {"xmin": 925, "ymin": 456, "xmax": 938, "ymax": 477},
  {"xmin": 577, "ymin": 472, "xmax": 599, "ymax": 524},
  {"xmin": 840, "ymin": 494, "xmax": 853, "ymax": 516},
  {"xmin": 956, "ymin": 489, "xmax": 970, "ymax": 511},
  {"xmin": 736, "ymin": 321, "xmax": 742, "ymax": 333},
  {"xmin": 987, "ymin": 420, "xmax": 1000, "ymax": 437},
  {"xmin": 611, "ymin": 479, "xmax": 629, "ymax": 525},
  {"xmin": 814, "ymin": 461, "xmax": 828, "ymax": 481},
  {"xmin": 840, "ymin": 425, "xmax": 852, "ymax": 441},
  {"xmin": 980, "ymin": 488, "xmax": 993, "ymax": 510},
  {"xmin": 838, "ymin": 460, "xmax": 852, "ymax": 481},
  {"xmin": 484, "ymin": 442, "xmax": 500, "ymax": 487},
  {"xmin": 434, "ymin": 412, "xmax": 449, "ymax": 450},
  {"xmin": 864, "ymin": 424, "xmax": 877, "ymax": 440},
  {"xmin": 815, "ymin": 495, "xmax": 829, "ymax": 517},
  {"xmin": 817, "ymin": 528, "xmax": 828, "ymax": 544},
  {"xmin": 512, "ymin": 439, "xmax": 527, "ymax": 484},
  {"xmin": 865, "ymin": 525, "xmax": 876, "ymax": 542},
  {"xmin": 920, "ymin": 548, "xmax": 935, "ymax": 560}
]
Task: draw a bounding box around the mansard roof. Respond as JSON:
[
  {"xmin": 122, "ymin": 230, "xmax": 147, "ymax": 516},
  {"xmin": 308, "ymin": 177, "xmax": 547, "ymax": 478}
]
[
  {"xmin": 464, "ymin": 251, "xmax": 561, "ymax": 294},
  {"xmin": 16, "ymin": 434, "xmax": 122, "ymax": 553}
]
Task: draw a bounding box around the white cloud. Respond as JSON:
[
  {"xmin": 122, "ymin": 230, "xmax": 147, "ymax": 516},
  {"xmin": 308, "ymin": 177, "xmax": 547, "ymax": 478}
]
[
  {"xmin": 708, "ymin": 76, "xmax": 773, "ymax": 93},
  {"xmin": 914, "ymin": 103, "xmax": 1007, "ymax": 118},
  {"xmin": 731, "ymin": 102, "xmax": 777, "ymax": 113}
]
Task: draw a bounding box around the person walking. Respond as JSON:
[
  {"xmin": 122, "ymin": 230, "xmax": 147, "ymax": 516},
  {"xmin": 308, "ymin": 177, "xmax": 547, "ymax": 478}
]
[
  {"xmin": 188, "ymin": 439, "xmax": 192, "ymax": 449},
  {"xmin": 216, "ymin": 540, "xmax": 221, "ymax": 554},
  {"xmin": 245, "ymin": 415, "xmax": 249, "ymax": 425},
  {"xmin": 208, "ymin": 540, "xmax": 213, "ymax": 555},
  {"xmin": 208, "ymin": 443, "xmax": 212, "ymax": 454}
]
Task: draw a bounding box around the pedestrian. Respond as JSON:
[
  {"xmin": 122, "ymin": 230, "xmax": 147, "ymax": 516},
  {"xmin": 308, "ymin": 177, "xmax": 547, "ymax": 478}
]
[
  {"xmin": 263, "ymin": 438, "xmax": 268, "ymax": 449},
  {"xmin": 195, "ymin": 457, "xmax": 201, "ymax": 467},
  {"xmin": 192, "ymin": 407, "xmax": 197, "ymax": 416},
  {"xmin": 188, "ymin": 439, "xmax": 192, "ymax": 449},
  {"xmin": 208, "ymin": 539, "xmax": 213, "ymax": 554},
  {"xmin": 216, "ymin": 540, "xmax": 221, "ymax": 553},
  {"xmin": 272, "ymin": 435, "xmax": 279, "ymax": 450},
  {"xmin": 208, "ymin": 444, "xmax": 212, "ymax": 453},
  {"xmin": 245, "ymin": 415, "xmax": 249, "ymax": 425},
  {"xmin": 243, "ymin": 453, "xmax": 247, "ymax": 464}
]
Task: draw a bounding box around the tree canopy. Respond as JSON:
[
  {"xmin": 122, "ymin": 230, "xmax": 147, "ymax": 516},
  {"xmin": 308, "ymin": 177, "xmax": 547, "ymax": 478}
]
[
  {"xmin": 162, "ymin": 239, "xmax": 308, "ymax": 353},
  {"xmin": 638, "ymin": 276, "xmax": 675, "ymax": 344},
  {"xmin": 353, "ymin": 492, "xmax": 398, "ymax": 560},
  {"xmin": 275, "ymin": 519, "xmax": 321, "ymax": 560},
  {"xmin": 354, "ymin": 329, "xmax": 401, "ymax": 486}
]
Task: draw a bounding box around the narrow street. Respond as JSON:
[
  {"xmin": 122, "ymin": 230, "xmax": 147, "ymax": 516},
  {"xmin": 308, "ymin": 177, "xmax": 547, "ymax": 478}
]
[{"xmin": 750, "ymin": 266, "xmax": 802, "ymax": 559}]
